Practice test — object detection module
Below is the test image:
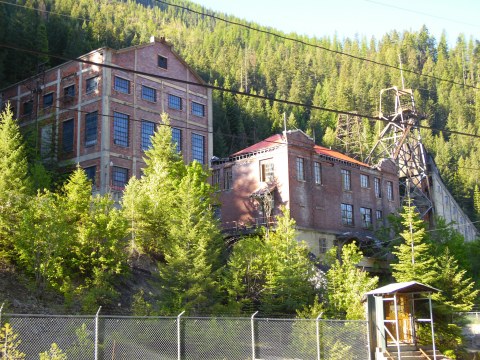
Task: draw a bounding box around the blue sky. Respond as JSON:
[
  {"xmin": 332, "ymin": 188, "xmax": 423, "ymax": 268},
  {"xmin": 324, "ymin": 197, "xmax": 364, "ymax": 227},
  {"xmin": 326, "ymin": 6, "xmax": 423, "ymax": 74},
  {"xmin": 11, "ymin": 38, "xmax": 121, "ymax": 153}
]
[{"xmin": 191, "ymin": 0, "xmax": 479, "ymax": 46}]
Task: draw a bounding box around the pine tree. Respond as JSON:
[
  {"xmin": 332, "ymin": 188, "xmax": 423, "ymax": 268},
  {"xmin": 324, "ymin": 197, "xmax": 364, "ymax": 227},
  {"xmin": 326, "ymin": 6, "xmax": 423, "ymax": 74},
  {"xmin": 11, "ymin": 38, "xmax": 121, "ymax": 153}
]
[
  {"xmin": 15, "ymin": 190, "xmax": 69, "ymax": 292},
  {"xmin": 326, "ymin": 242, "xmax": 378, "ymax": 320},
  {"xmin": 123, "ymin": 114, "xmax": 184, "ymax": 256},
  {"xmin": 474, "ymin": 184, "xmax": 480, "ymax": 221},
  {"xmin": 0, "ymin": 105, "xmax": 31, "ymax": 266},
  {"xmin": 260, "ymin": 208, "xmax": 317, "ymax": 315},
  {"xmin": 157, "ymin": 161, "xmax": 224, "ymax": 314},
  {"xmin": 434, "ymin": 248, "xmax": 478, "ymax": 313},
  {"xmin": 391, "ymin": 202, "xmax": 438, "ymax": 285},
  {"xmin": 123, "ymin": 113, "xmax": 225, "ymax": 313}
]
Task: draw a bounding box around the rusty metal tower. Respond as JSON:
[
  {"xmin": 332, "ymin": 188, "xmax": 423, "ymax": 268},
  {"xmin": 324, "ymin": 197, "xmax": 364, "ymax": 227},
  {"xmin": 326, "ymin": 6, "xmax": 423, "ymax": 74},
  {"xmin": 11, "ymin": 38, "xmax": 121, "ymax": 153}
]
[{"xmin": 365, "ymin": 87, "xmax": 433, "ymax": 219}]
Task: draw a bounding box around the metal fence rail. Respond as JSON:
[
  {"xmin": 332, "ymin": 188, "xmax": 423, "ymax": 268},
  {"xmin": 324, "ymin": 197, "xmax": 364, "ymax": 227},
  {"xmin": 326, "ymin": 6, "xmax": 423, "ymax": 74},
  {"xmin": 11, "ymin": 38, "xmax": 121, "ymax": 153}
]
[{"xmin": 0, "ymin": 310, "xmax": 369, "ymax": 359}]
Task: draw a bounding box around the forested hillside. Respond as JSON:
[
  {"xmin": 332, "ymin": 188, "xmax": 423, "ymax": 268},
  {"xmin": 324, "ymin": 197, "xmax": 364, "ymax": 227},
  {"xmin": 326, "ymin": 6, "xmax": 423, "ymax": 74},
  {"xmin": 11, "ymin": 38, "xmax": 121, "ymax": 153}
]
[{"xmin": 0, "ymin": 0, "xmax": 479, "ymax": 222}]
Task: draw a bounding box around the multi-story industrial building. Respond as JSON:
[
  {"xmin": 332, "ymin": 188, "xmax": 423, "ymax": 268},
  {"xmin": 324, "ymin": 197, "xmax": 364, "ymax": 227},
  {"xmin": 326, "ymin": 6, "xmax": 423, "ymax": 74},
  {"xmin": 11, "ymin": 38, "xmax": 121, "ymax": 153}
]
[
  {"xmin": 1, "ymin": 37, "xmax": 213, "ymax": 197},
  {"xmin": 212, "ymin": 130, "xmax": 400, "ymax": 257}
]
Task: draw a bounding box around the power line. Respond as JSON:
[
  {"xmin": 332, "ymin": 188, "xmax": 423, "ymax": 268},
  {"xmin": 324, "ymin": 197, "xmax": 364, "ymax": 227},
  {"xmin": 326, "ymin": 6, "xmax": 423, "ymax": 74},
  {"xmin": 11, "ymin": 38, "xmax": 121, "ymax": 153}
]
[
  {"xmin": 0, "ymin": 0, "xmax": 90, "ymax": 22},
  {"xmin": 365, "ymin": 0, "xmax": 480, "ymax": 29},
  {"xmin": 153, "ymin": 0, "xmax": 479, "ymax": 90},
  {"xmin": 2, "ymin": 43, "xmax": 480, "ymax": 142},
  {"xmin": 1, "ymin": 0, "xmax": 478, "ymax": 91}
]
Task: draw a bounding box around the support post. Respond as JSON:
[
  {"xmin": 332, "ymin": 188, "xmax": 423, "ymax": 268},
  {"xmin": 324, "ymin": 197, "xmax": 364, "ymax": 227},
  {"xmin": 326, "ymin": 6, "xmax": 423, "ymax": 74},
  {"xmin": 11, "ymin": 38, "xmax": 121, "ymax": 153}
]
[
  {"xmin": 251, "ymin": 311, "xmax": 258, "ymax": 360},
  {"xmin": 394, "ymin": 295, "xmax": 401, "ymax": 360},
  {"xmin": 316, "ymin": 312, "xmax": 323, "ymax": 360},
  {"xmin": 94, "ymin": 306, "xmax": 102, "ymax": 360},
  {"xmin": 177, "ymin": 311, "xmax": 185, "ymax": 360},
  {"xmin": 429, "ymin": 295, "xmax": 437, "ymax": 360}
]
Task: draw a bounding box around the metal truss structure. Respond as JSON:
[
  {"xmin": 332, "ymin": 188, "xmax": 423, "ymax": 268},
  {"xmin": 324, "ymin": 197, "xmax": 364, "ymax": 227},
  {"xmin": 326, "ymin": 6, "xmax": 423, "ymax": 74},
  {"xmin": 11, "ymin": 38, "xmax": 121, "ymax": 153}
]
[{"xmin": 365, "ymin": 87, "xmax": 433, "ymax": 219}]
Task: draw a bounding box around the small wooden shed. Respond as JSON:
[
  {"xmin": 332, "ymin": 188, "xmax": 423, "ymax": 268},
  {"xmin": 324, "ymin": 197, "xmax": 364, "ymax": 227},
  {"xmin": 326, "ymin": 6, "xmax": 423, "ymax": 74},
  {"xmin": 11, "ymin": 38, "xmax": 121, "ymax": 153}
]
[{"xmin": 364, "ymin": 281, "xmax": 440, "ymax": 360}]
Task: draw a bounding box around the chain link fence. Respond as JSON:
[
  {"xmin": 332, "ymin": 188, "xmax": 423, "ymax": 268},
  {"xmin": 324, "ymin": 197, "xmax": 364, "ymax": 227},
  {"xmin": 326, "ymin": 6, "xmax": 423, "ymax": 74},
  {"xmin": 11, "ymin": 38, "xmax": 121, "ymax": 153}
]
[{"xmin": 0, "ymin": 310, "xmax": 369, "ymax": 359}]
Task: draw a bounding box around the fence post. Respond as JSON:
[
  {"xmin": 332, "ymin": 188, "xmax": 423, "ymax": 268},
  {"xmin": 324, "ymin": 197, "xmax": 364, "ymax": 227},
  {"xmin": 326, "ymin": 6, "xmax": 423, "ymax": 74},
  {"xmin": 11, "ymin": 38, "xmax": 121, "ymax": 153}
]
[
  {"xmin": 94, "ymin": 306, "xmax": 102, "ymax": 360},
  {"xmin": 316, "ymin": 313, "xmax": 323, "ymax": 360},
  {"xmin": 251, "ymin": 311, "xmax": 258, "ymax": 360},
  {"xmin": 177, "ymin": 311, "xmax": 185, "ymax": 360}
]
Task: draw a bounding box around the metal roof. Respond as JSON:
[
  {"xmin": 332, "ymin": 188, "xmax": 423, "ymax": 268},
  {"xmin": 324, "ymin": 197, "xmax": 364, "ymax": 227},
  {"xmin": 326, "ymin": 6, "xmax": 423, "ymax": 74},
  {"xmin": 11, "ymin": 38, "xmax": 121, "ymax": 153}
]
[{"xmin": 365, "ymin": 281, "xmax": 440, "ymax": 296}]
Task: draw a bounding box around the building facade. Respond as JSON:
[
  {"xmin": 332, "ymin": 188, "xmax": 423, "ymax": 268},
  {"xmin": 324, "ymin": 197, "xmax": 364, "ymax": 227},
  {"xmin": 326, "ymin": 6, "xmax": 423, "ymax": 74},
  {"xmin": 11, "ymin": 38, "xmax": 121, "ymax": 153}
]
[
  {"xmin": 0, "ymin": 37, "xmax": 213, "ymax": 197},
  {"xmin": 212, "ymin": 130, "xmax": 400, "ymax": 257},
  {"xmin": 429, "ymin": 157, "xmax": 479, "ymax": 241}
]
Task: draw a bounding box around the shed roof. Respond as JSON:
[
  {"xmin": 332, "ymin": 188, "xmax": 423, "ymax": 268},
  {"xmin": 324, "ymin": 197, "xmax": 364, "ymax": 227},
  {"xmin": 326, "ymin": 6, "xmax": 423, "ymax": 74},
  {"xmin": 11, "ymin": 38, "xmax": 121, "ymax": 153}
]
[{"xmin": 365, "ymin": 281, "xmax": 439, "ymax": 296}]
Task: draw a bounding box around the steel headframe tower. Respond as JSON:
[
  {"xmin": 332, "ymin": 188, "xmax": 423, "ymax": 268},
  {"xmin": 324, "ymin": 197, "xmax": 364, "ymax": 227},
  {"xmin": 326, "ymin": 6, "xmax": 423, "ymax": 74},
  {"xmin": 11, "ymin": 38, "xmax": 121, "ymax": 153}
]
[{"xmin": 365, "ymin": 87, "xmax": 433, "ymax": 220}]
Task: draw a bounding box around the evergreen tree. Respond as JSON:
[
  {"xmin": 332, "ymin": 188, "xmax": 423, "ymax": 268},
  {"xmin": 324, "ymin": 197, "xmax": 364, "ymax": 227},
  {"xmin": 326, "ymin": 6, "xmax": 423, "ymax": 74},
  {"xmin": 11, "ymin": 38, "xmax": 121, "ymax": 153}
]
[
  {"xmin": 391, "ymin": 202, "xmax": 438, "ymax": 285},
  {"xmin": 15, "ymin": 190, "xmax": 69, "ymax": 293},
  {"xmin": 433, "ymin": 248, "xmax": 478, "ymax": 313},
  {"xmin": 260, "ymin": 208, "xmax": 317, "ymax": 315},
  {"xmin": 62, "ymin": 167, "xmax": 127, "ymax": 310},
  {"xmin": 124, "ymin": 113, "xmax": 225, "ymax": 314},
  {"xmin": 157, "ymin": 162, "xmax": 224, "ymax": 314},
  {"xmin": 0, "ymin": 105, "xmax": 31, "ymax": 266},
  {"xmin": 474, "ymin": 184, "xmax": 480, "ymax": 221},
  {"xmin": 123, "ymin": 114, "xmax": 184, "ymax": 256},
  {"xmin": 326, "ymin": 242, "xmax": 378, "ymax": 320},
  {"xmin": 224, "ymin": 207, "xmax": 317, "ymax": 315}
]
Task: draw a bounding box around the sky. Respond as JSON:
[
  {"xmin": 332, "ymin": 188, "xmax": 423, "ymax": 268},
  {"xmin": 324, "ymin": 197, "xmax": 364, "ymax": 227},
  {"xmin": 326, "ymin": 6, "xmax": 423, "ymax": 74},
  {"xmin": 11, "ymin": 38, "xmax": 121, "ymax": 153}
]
[{"xmin": 191, "ymin": 0, "xmax": 480, "ymax": 46}]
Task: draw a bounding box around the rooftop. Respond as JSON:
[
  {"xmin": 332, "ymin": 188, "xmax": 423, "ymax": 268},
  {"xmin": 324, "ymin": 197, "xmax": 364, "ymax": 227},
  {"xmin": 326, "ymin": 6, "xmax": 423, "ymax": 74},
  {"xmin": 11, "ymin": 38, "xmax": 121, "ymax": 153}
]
[{"xmin": 231, "ymin": 131, "xmax": 370, "ymax": 168}]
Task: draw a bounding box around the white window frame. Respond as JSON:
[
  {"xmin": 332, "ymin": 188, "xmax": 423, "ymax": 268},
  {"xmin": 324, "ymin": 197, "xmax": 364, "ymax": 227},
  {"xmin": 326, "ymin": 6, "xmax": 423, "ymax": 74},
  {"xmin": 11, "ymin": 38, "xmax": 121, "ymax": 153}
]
[
  {"xmin": 314, "ymin": 162, "xmax": 322, "ymax": 184},
  {"xmin": 360, "ymin": 174, "xmax": 369, "ymax": 188},
  {"xmin": 296, "ymin": 157, "xmax": 305, "ymax": 181}
]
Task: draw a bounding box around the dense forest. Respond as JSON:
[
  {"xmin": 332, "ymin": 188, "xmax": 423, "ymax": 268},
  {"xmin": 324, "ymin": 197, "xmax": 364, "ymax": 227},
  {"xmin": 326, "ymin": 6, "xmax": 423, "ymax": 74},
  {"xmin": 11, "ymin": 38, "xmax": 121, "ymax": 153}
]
[{"xmin": 0, "ymin": 0, "xmax": 479, "ymax": 222}]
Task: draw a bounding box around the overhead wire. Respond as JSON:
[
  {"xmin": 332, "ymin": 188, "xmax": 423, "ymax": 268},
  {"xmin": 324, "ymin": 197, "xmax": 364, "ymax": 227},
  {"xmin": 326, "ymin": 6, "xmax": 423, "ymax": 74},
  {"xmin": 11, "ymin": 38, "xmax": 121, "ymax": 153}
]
[
  {"xmin": 2, "ymin": 43, "xmax": 480, "ymax": 142},
  {"xmin": 364, "ymin": 0, "xmax": 480, "ymax": 29},
  {"xmin": 0, "ymin": 0, "xmax": 90, "ymax": 22},
  {"xmin": 152, "ymin": 0, "xmax": 480, "ymax": 90},
  {"xmin": 0, "ymin": 0, "xmax": 478, "ymax": 91}
]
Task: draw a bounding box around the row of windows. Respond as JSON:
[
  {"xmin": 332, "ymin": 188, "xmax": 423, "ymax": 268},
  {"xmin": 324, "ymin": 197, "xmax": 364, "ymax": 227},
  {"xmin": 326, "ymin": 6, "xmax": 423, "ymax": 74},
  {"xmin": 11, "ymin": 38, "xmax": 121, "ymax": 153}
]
[
  {"xmin": 212, "ymin": 168, "xmax": 233, "ymax": 190},
  {"xmin": 341, "ymin": 169, "xmax": 395, "ymax": 201},
  {"xmin": 21, "ymin": 77, "xmax": 99, "ymax": 116},
  {"xmin": 113, "ymin": 76, "xmax": 206, "ymax": 117},
  {"xmin": 295, "ymin": 158, "xmax": 395, "ymax": 201},
  {"xmin": 341, "ymin": 203, "xmax": 383, "ymax": 228},
  {"xmin": 296, "ymin": 158, "xmax": 322, "ymax": 184},
  {"xmin": 81, "ymin": 165, "xmax": 127, "ymax": 189},
  {"xmin": 20, "ymin": 74, "xmax": 205, "ymax": 118},
  {"xmin": 61, "ymin": 115, "xmax": 204, "ymax": 162}
]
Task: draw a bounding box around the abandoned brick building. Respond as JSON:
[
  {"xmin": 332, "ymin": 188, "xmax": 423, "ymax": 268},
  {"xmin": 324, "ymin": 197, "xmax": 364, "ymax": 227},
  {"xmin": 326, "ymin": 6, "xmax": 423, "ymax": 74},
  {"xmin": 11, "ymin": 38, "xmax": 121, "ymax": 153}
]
[
  {"xmin": 212, "ymin": 130, "xmax": 400, "ymax": 257},
  {"xmin": 1, "ymin": 37, "xmax": 212, "ymax": 199}
]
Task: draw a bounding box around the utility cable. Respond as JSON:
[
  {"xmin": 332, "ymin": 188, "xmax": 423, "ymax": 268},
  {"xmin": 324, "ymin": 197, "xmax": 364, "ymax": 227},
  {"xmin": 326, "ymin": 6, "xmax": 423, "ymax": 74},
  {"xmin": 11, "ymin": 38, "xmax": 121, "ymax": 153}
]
[
  {"xmin": 0, "ymin": 0, "xmax": 90, "ymax": 22},
  {"xmin": 365, "ymin": 0, "xmax": 480, "ymax": 29},
  {"xmin": 1, "ymin": 0, "xmax": 478, "ymax": 90},
  {"xmin": 2, "ymin": 43, "xmax": 480, "ymax": 142},
  {"xmin": 153, "ymin": 0, "xmax": 479, "ymax": 90}
]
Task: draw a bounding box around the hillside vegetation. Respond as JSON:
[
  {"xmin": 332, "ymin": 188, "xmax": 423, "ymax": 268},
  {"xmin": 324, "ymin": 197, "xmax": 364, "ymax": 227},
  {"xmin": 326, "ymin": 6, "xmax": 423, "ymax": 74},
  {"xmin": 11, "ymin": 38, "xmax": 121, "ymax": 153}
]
[{"xmin": 1, "ymin": 0, "xmax": 479, "ymax": 222}]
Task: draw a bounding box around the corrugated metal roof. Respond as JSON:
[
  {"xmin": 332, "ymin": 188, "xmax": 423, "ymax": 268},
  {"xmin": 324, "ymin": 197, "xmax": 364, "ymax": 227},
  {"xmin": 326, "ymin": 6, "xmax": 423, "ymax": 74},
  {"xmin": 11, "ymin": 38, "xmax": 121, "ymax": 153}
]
[
  {"xmin": 313, "ymin": 145, "xmax": 370, "ymax": 167},
  {"xmin": 232, "ymin": 134, "xmax": 285, "ymax": 156},
  {"xmin": 365, "ymin": 281, "xmax": 439, "ymax": 295}
]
